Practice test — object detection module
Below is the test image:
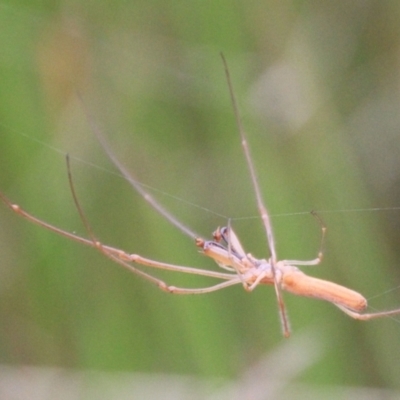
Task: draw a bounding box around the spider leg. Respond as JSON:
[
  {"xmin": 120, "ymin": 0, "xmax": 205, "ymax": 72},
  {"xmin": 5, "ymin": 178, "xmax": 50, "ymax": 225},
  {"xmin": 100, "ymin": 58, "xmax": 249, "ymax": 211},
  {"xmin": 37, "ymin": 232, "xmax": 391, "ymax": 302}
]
[
  {"xmin": 96, "ymin": 243, "xmax": 243, "ymax": 294},
  {"xmin": 65, "ymin": 152, "xmax": 246, "ymax": 293},
  {"xmin": 221, "ymin": 54, "xmax": 290, "ymax": 337},
  {"xmin": 0, "ymin": 158, "xmax": 249, "ymax": 295},
  {"xmin": 282, "ymin": 211, "xmax": 326, "ymax": 267},
  {"xmin": 335, "ymin": 304, "xmax": 400, "ymax": 321},
  {"xmin": 80, "ymin": 99, "xmax": 198, "ymax": 241}
]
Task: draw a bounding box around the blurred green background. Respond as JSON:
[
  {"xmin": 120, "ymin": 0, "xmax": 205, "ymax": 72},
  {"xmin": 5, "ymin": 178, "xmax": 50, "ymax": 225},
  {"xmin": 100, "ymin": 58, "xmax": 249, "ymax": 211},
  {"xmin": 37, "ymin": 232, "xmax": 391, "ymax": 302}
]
[{"xmin": 1, "ymin": 0, "xmax": 400, "ymax": 398}]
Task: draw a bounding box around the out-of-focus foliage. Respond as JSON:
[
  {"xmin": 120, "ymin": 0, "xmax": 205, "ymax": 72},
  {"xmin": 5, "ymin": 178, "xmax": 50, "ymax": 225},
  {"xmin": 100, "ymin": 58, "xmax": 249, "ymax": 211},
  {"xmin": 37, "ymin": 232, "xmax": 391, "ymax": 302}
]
[{"xmin": 1, "ymin": 0, "xmax": 400, "ymax": 396}]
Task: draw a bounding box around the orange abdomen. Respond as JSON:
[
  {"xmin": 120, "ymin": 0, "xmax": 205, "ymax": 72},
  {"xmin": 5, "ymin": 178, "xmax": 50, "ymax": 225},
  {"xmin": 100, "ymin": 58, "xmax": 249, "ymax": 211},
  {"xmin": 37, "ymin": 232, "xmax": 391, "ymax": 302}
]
[{"xmin": 282, "ymin": 270, "xmax": 367, "ymax": 312}]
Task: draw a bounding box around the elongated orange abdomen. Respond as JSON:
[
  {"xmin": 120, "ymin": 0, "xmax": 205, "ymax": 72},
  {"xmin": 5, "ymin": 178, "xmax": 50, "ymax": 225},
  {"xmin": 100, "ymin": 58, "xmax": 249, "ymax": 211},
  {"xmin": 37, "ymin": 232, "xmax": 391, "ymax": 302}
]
[{"xmin": 282, "ymin": 270, "xmax": 367, "ymax": 312}]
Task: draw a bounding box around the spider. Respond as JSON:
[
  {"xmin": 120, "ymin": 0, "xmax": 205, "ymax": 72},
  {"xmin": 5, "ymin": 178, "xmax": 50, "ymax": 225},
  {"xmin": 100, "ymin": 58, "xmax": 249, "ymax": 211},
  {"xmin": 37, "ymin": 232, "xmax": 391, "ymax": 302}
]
[{"xmin": 1, "ymin": 55, "xmax": 400, "ymax": 337}]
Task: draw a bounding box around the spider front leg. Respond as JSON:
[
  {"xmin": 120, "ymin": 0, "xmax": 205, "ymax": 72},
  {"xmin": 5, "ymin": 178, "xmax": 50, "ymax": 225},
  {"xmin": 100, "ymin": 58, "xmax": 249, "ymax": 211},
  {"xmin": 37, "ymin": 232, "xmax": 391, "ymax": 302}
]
[
  {"xmin": 0, "ymin": 187, "xmax": 243, "ymax": 294},
  {"xmin": 110, "ymin": 247, "xmax": 244, "ymax": 294},
  {"xmin": 66, "ymin": 160, "xmax": 246, "ymax": 294},
  {"xmin": 91, "ymin": 239, "xmax": 241, "ymax": 294}
]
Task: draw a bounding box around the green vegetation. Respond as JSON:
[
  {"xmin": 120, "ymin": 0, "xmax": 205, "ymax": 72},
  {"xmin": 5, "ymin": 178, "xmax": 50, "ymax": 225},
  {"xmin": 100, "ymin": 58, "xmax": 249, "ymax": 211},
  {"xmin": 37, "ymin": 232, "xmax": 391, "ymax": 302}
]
[{"xmin": 1, "ymin": 1, "xmax": 400, "ymax": 394}]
